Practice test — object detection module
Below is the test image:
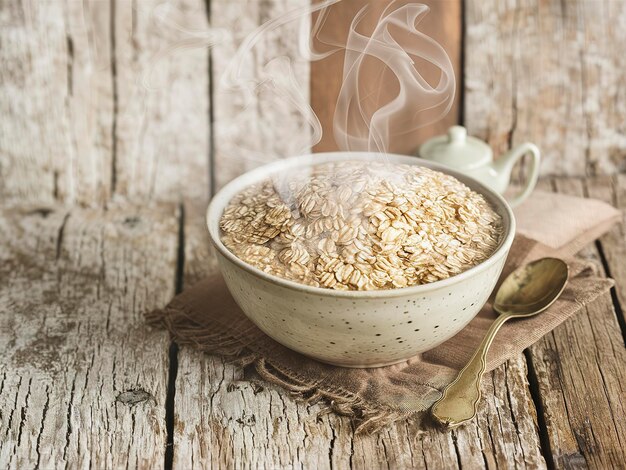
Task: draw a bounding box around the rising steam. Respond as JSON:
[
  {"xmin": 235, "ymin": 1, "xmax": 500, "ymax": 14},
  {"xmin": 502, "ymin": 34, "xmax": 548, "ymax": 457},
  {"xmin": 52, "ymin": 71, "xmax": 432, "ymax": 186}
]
[
  {"xmin": 142, "ymin": 0, "xmax": 455, "ymax": 165},
  {"xmin": 302, "ymin": 2, "xmax": 455, "ymax": 153},
  {"xmin": 333, "ymin": 3, "xmax": 455, "ymax": 153}
]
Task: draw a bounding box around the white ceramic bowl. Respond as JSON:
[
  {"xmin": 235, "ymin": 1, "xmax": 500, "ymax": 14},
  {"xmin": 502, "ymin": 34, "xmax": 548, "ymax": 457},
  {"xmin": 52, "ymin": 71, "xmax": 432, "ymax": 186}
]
[{"xmin": 207, "ymin": 152, "xmax": 515, "ymax": 367}]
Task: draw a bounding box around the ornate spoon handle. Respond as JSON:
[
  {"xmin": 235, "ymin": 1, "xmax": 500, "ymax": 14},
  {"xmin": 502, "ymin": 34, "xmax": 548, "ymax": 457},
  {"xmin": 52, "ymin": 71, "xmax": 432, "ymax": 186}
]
[{"xmin": 431, "ymin": 314, "xmax": 511, "ymax": 427}]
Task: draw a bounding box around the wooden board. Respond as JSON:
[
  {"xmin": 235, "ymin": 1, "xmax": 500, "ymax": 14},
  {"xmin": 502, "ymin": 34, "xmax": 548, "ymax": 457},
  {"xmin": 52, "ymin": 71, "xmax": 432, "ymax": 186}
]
[
  {"xmin": 586, "ymin": 174, "xmax": 626, "ymax": 334},
  {"xmin": 465, "ymin": 0, "xmax": 626, "ymax": 176},
  {"xmin": 173, "ymin": 353, "xmax": 545, "ymax": 469},
  {"xmin": 525, "ymin": 177, "xmax": 626, "ymax": 468},
  {"xmin": 0, "ymin": 0, "xmax": 106, "ymax": 204},
  {"xmin": 112, "ymin": 0, "xmax": 210, "ymax": 202},
  {"xmin": 2, "ymin": 0, "xmax": 626, "ymax": 467},
  {"xmin": 0, "ymin": 203, "xmax": 180, "ymax": 468},
  {"xmin": 310, "ymin": 0, "xmax": 462, "ymax": 154},
  {"xmin": 0, "ymin": 0, "xmax": 210, "ymax": 205},
  {"xmin": 211, "ymin": 0, "xmax": 312, "ymax": 190}
]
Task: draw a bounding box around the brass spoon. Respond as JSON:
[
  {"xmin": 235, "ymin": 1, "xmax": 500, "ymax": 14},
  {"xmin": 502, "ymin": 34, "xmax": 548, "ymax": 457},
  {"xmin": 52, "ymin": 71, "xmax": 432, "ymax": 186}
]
[{"xmin": 431, "ymin": 257, "xmax": 569, "ymax": 428}]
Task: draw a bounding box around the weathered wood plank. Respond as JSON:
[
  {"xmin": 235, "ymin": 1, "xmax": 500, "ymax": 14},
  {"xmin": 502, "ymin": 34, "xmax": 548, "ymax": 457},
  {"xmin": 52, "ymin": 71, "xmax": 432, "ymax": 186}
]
[
  {"xmin": 465, "ymin": 0, "xmax": 626, "ymax": 176},
  {"xmin": 174, "ymin": 352, "xmax": 545, "ymax": 469},
  {"xmin": 172, "ymin": 198, "xmax": 544, "ymax": 469},
  {"xmin": 0, "ymin": 0, "xmax": 210, "ymax": 205},
  {"xmin": 112, "ymin": 0, "xmax": 210, "ymax": 202},
  {"xmin": 0, "ymin": 204, "xmax": 180, "ymax": 468},
  {"xmin": 0, "ymin": 0, "xmax": 114, "ymax": 204},
  {"xmin": 211, "ymin": 0, "xmax": 311, "ymax": 190},
  {"xmin": 525, "ymin": 177, "xmax": 626, "ymax": 469},
  {"xmin": 586, "ymin": 174, "xmax": 626, "ymax": 335}
]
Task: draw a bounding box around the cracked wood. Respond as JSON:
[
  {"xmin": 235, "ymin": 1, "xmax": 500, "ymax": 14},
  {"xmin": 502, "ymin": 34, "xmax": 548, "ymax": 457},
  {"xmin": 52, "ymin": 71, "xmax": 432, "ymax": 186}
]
[
  {"xmin": 524, "ymin": 177, "xmax": 626, "ymax": 468},
  {"xmin": 0, "ymin": 204, "xmax": 181, "ymax": 468},
  {"xmin": 586, "ymin": 174, "xmax": 626, "ymax": 340},
  {"xmin": 0, "ymin": 0, "xmax": 210, "ymax": 206},
  {"xmin": 465, "ymin": 0, "xmax": 626, "ymax": 176}
]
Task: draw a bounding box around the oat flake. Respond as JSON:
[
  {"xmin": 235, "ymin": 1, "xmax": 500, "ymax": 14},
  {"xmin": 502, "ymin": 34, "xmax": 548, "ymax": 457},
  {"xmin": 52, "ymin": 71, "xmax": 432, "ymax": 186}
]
[{"xmin": 220, "ymin": 161, "xmax": 503, "ymax": 291}]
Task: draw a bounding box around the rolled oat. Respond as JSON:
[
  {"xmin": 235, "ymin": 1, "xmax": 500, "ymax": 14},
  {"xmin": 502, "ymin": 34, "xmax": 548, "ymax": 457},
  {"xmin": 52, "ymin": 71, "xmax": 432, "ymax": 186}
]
[{"xmin": 220, "ymin": 161, "xmax": 503, "ymax": 290}]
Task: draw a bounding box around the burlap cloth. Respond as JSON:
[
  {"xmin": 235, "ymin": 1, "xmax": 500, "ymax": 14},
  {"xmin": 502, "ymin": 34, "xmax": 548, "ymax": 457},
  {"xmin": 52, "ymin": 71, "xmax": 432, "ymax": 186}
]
[{"xmin": 147, "ymin": 190, "xmax": 620, "ymax": 432}]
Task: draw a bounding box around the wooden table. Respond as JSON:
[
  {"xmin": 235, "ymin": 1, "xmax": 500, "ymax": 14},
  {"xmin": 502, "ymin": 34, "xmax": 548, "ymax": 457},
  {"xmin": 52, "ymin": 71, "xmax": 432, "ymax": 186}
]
[
  {"xmin": 1, "ymin": 1, "xmax": 626, "ymax": 468},
  {"xmin": 2, "ymin": 176, "xmax": 625, "ymax": 469}
]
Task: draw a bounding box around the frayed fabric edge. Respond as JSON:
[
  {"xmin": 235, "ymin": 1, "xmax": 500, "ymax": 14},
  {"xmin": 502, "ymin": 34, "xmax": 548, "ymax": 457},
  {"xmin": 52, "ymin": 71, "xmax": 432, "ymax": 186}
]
[{"xmin": 146, "ymin": 306, "xmax": 420, "ymax": 434}]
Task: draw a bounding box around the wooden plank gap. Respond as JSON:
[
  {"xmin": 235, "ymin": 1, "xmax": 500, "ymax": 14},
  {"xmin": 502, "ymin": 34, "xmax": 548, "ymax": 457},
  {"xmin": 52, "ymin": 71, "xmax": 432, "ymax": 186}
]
[
  {"xmin": 175, "ymin": 204, "xmax": 186, "ymax": 295},
  {"xmin": 55, "ymin": 212, "xmax": 70, "ymax": 260},
  {"xmin": 450, "ymin": 431, "xmax": 464, "ymax": 469},
  {"xmin": 53, "ymin": 171, "xmax": 60, "ymax": 201},
  {"xmin": 33, "ymin": 384, "xmax": 50, "ymax": 470},
  {"xmin": 66, "ymin": 34, "xmax": 73, "ymax": 96},
  {"xmin": 522, "ymin": 349, "xmax": 556, "ymax": 470},
  {"xmin": 164, "ymin": 341, "xmax": 179, "ymax": 470},
  {"xmin": 208, "ymin": 51, "xmax": 215, "ymax": 198},
  {"xmin": 458, "ymin": 0, "xmax": 466, "ymax": 127},
  {"xmin": 165, "ymin": 203, "xmax": 185, "ymax": 470},
  {"xmin": 205, "ymin": 0, "xmax": 216, "ymax": 198},
  {"xmin": 110, "ymin": 0, "xmax": 119, "ymax": 195},
  {"xmin": 506, "ymin": 2, "xmax": 520, "ymax": 153},
  {"xmin": 593, "ymin": 241, "xmax": 626, "ymax": 347},
  {"xmin": 583, "ymin": 176, "xmax": 626, "ymax": 346}
]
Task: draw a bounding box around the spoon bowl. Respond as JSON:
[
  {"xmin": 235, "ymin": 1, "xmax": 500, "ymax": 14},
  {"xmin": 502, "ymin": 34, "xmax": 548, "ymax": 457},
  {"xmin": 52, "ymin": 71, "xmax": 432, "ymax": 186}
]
[
  {"xmin": 431, "ymin": 257, "xmax": 569, "ymax": 428},
  {"xmin": 494, "ymin": 258, "xmax": 570, "ymax": 317}
]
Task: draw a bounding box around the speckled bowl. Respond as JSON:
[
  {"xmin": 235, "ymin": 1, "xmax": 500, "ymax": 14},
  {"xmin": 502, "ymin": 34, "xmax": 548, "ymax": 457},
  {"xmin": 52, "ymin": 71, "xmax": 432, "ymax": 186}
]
[{"xmin": 207, "ymin": 152, "xmax": 515, "ymax": 368}]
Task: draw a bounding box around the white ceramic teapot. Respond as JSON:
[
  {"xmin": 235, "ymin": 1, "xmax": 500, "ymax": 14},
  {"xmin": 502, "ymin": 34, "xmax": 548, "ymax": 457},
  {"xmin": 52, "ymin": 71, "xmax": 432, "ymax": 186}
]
[{"xmin": 419, "ymin": 126, "xmax": 540, "ymax": 207}]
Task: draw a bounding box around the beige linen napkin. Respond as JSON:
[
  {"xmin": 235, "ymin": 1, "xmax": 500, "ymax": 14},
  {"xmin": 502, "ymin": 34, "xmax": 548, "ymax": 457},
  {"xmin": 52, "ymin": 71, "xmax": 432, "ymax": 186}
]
[
  {"xmin": 147, "ymin": 193, "xmax": 620, "ymax": 431},
  {"xmin": 514, "ymin": 190, "xmax": 621, "ymax": 255}
]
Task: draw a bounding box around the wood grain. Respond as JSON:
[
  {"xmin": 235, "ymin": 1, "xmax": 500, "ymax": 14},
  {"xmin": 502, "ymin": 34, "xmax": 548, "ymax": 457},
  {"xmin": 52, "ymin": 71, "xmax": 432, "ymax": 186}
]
[
  {"xmin": 586, "ymin": 174, "xmax": 626, "ymax": 334},
  {"xmin": 525, "ymin": 177, "xmax": 626, "ymax": 468},
  {"xmin": 211, "ymin": 0, "xmax": 312, "ymax": 190},
  {"xmin": 172, "ymin": 340, "xmax": 545, "ymax": 468},
  {"xmin": 0, "ymin": 0, "xmax": 210, "ymax": 206},
  {"xmin": 0, "ymin": 0, "xmax": 112, "ymax": 204},
  {"xmin": 0, "ymin": 204, "xmax": 180, "ymax": 468},
  {"xmin": 310, "ymin": 0, "xmax": 462, "ymax": 154},
  {"xmin": 112, "ymin": 0, "xmax": 210, "ymax": 202},
  {"xmin": 465, "ymin": 0, "xmax": 626, "ymax": 176}
]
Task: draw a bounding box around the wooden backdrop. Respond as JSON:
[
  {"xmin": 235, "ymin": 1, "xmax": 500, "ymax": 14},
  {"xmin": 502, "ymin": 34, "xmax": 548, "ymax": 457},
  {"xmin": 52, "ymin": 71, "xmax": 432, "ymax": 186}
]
[
  {"xmin": 1, "ymin": 1, "xmax": 626, "ymax": 468},
  {"xmin": 2, "ymin": 0, "xmax": 625, "ymax": 209},
  {"xmin": 312, "ymin": 0, "xmax": 626, "ymax": 174}
]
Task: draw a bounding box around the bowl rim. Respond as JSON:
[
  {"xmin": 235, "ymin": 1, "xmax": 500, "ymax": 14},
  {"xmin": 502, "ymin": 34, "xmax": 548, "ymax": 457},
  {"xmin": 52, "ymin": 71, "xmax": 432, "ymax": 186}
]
[{"xmin": 207, "ymin": 152, "xmax": 516, "ymax": 298}]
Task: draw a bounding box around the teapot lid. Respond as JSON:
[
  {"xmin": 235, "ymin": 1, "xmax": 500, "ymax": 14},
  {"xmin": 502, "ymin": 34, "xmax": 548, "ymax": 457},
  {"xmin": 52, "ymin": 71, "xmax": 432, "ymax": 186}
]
[{"xmin": 419, "ymin": 126, "xmax": 493, "ymax": 169}]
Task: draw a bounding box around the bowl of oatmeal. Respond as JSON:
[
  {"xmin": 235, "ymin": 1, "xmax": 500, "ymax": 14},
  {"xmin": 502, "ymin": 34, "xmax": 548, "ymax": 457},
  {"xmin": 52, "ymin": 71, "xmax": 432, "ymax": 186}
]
[{"xmin": 207, "ymin": 152, "xmax": 515, "ymax": 367}]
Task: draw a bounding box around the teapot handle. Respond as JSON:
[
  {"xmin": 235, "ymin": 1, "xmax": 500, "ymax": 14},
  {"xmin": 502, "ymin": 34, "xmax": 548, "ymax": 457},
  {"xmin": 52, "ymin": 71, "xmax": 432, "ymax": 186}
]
[{"xmin": 503, "ymin": 143, "xmax": 541, "ymax": 207}]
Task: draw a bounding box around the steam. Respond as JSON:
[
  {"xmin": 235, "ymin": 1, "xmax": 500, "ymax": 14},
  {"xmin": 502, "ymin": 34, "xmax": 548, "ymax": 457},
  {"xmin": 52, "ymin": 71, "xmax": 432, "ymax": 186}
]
[
  {"xmin": 214, "ymin": 0, "xmax": 343, "ymax": 164},
  {"xmin": 334, "ymin": 3, "xmax": 455, "ymax": 153},
  {"xmin": 140, "ymin": 0, "xmax": 456, "ymax": 171},
  {"xmin": 302, "ymin": 2, "xmax": 456, "ymax": 153},
  {"xmin": 217, "ymin": 0, "xmax": 457, "ymax": 204},
  {"xmin": 141, "ymin": 2, "xmax": 228, "ymax": 91}
]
